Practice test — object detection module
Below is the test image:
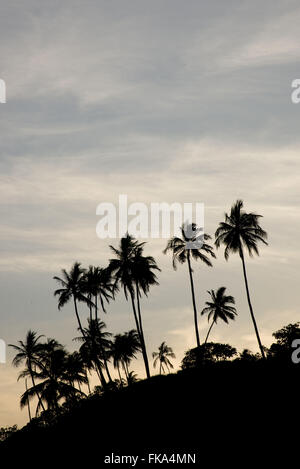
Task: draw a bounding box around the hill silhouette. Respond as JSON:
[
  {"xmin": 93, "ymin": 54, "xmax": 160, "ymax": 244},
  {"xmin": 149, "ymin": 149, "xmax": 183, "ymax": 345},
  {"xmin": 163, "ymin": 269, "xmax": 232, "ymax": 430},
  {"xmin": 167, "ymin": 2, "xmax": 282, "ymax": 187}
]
[{"xmin": 1, "ymin": 360, "xmax": 297, "ymax": 466}]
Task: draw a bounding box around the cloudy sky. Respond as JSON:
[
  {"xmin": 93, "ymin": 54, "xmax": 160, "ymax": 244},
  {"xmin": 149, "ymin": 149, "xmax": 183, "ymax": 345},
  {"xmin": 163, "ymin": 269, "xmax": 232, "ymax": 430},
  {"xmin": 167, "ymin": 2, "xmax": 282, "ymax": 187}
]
[{"xmin": 1, "ymin": 0, "xmax": 300, "ymax": 427}]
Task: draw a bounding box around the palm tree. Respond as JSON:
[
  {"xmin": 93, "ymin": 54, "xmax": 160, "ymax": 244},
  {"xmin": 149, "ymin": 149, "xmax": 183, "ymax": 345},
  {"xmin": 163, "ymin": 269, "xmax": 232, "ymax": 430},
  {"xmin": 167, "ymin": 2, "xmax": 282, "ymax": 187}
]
[
  {"xmin": 9, "ymin": 330, "xmax": 46, "ymax": 415},
  {"xmin": 108, "ymin": 234, "xmax": 157, "ymax": 378},
  {"xmin": 21, "ymin": 344, "xmax": 87, "ymax": 413},
  {"xmin": 215, "ymin": 200, "xmax": 268, "ymax": 358},
  {"xmin": 95, "ymin": 267, "xmax": 114, "ymax": 317},
  {"xmin": 164, "ymin": 223, "xmax": 215, "ymax": 348},
  {"xmin": 64, "ymin": 351, "xmax": 88, "ymax": 393},
  {"xmin": 201, "ymin": 287, "xmax": 237, "ymax": 344},
  {"xmin": 81, "ymin": 266, "xmax": 113, "ymax": 321},
  {"xmin": 131, "ymin": 245, "xmax": 160, "ymax": 379},
  {"xmin": 75, "ymin": 319, "xmax": 112, "ymax": 385},
  {"xmin": 110, "ymin": 330, "xmax": 141, "ymax": 380},
  {"xmin": 53, "ymin": 262, "xmax": 91, "ymax": 337},
  {"xmin": 126, "ymin": 371, "xmax": 139, "ymax": 386},
  {"xmin": 152, "ymin": 342, "xmax": 175, "ymax": 374}
]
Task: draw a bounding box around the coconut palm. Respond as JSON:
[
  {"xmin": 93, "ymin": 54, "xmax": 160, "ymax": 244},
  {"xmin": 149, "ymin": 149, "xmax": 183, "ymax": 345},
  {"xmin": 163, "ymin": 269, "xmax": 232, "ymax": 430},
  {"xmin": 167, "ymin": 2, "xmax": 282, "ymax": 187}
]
[
  {"xmin": 201, "ymin": 287, "xmax": 237, "ymax": 344},
  {"xmin": 131, "ymin": 245, "xmax": 160, "ymax": 379},
  {"xmin": 152, "ymin": 342, "xmax": 175, "ymax": 374},
  {"xmin": 9, "ymin": 330, "xmax": 46, "ymax": 415},
  {"xmin": 108, "ymin": 234, "xmax": 156, "ymax": 378},
  {"xmin": 64, "ymin": 351, "xmax": 88, "ymax": 393},
  {"xmin": 21, "ymin": 344, "xmax": 87, "ymax": 413},
  {"xmin": 81, "ymin": 266, "xmax": 113, "ymax": 321},
  {"xmin": 75, "ymin": 319, "xmax": 112, "ymax": 385},
  {"xmin": 126, "ymin": 371, "xmax": 139, "ymax": 386},
  {"xmin": 164, "ymin": 223, "xmax": 215, "ymax": 348},
  {"xmin": 215, "ymin": 200, "xmax": 268, "ymax": 358},
  {"xmin": 53, "ymin": 262, "xmax": 91, "ymax": 337},
  {"xmin": 110, "ymin": 330, "xmax": 141, "ymax": 380}
]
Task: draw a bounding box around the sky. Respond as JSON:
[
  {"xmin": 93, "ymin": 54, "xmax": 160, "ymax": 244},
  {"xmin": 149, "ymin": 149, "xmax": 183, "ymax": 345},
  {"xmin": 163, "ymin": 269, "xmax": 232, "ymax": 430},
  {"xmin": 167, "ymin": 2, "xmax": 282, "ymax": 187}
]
[{"xmin": 0, "ymin": 0, "xmax": 300, "ymax": 427}]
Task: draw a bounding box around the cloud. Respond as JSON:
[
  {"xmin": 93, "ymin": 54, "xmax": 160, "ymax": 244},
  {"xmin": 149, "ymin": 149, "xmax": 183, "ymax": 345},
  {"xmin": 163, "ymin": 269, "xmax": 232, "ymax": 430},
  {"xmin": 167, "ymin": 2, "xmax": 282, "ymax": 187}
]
[{"xmin": 1, "ymin": 0, "xmax": 300, "ymax": 427}]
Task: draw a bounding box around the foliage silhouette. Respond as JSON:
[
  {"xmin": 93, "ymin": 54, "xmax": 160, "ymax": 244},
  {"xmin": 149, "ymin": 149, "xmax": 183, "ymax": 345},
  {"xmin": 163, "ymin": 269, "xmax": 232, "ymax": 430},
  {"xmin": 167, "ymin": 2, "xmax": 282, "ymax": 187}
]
[
  {"xmin": 201, "ymin": 287, "xmax": 237, "ymax": 343},
  {"xmin": 215, "ymin": 200, "xmax": 268, "ymax": 358},
  {"xmin": 152, "ymin": 342, "xmax": 175, "ymax": 374},
  {"xmin": 164, "ymin": 223, "xmax": 215, "ymax": 347},
  {"xmin": 108, "ymin": 234, "xmax": 159, "ymax": 378},
  {"xmin": 9, "ymin": 330, "xmax": 46, "ymax": 416},
  {"xmin": 53, "ymin": 262, "xmax": 92, "ymax": 337},
  {"xmin": 110, "ymin": 330, "xmax": 141, "ymax": 381}
]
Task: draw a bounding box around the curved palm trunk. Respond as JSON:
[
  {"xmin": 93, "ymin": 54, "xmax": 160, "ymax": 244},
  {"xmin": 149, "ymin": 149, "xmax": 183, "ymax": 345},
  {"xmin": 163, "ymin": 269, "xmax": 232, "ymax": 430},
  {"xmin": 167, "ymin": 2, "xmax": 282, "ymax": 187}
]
[
  {"xmin": 95, "ymin": 360, "xmax": 107, "ymax": 387},
  {"xmin": 73, "ymin": 296, "xmax": 85, "ymax": 337},
  {"xmin": 135, "ymin": 284, "xmax": 151, "ymax": 379},
  {"xmin": 240, "ymin": 251, "xmax": 266, "ymax": 359},
  {"xmin": 122, "ymin": 360, "xmax": 129, "ymax": 380},
  {"xmin": 95, "ymin": 295, "xmax": 98, "ymax": 321},
  {"xmin": 85, "ymin": 371, "xmax": 91, "ymax": 394},
  {"xmin": 117, "ymin": 363, "xmax": 122, "ymax": 382},
  {"xmin": 130, "ymin": 290, "xmax": 150, "ymax": 379},
  {"xmin": 99, "ymin": 342, "xmax": 113, "ymax": 382},
  {"xmin": 99, "ymin": 292, "xmax": 106, "ymax": 315},
  {"xmin": 88, "ymin": 294, "xmax": 93, "ymax": 322},
  {"xmin": 29, "ymin": 365, "xmax": 46, "ymax": 414},
  {"xmin": 204, "ymin": 321, "xmax": 215, "ymax": 344},
  {"xmin": 187, "ymin": 254, "xmax": 201, "ymax": 348},
  {"xmin": 94, "ymin": 306, "xmax": 113, "ymax": 383},
  {"xmin": 25, "ymin": 379, "xmax": 32, "ymax": 422}
]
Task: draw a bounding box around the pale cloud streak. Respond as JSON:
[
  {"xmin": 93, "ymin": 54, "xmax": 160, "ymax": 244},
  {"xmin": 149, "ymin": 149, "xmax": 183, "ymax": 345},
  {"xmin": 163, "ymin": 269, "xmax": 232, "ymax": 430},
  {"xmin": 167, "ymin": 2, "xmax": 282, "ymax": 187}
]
[{"xmin": 1, "ymin": 0, "xmax": 300, "ymax": 427}]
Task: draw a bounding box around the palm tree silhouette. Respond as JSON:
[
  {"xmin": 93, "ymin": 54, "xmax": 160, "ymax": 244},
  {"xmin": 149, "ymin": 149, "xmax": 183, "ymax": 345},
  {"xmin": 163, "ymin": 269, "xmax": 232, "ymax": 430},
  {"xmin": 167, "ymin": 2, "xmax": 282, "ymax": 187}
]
[
  {"xmin": 108, "ymin": 234, "xmax": 158, "ymax": 378},
  {"xmin": 81, "ymin": 266, "xmax": 113, "ymax": 321},
  {"xmin": 53, "ymin": 262, "xmax": 92, "ymax": 337},
  {"xmin": 9, "ymin": 330, "xmax": 46, "ymax": 416},
  {"xmin": 126, "ymin": 371, "xmax": 139, "ymax": 386},
  {"xmin": 215, "ymin": 200, "xmax": 268, "ymax": 358},
  {"xmin": 201, "ymin": 287, "xmax": 237, "ymax": 344},
  {"xmin": 110, "ymin": 330, "xmax": 141, "ymax": 380},
  {"xmin": 75, "ymin": 319, "xmax": 112, "ymax": 386},
  {"xmin": 64, "ymin": 351, "xmax": 88, "ymax": 394},
  {"xmin": 164, "ymin": 223, "xmax": 215, "ymax": 348},
  {"xmin": 131, "ymin": 245, "xmax": 160, "ymax": 379},
  {"xmin": 152, "ymin": 342, "xmax": 175, "ymax": 374},
  {"xmin": 21, "ymin": 342, "xmax": 87, "ymax": 413}
]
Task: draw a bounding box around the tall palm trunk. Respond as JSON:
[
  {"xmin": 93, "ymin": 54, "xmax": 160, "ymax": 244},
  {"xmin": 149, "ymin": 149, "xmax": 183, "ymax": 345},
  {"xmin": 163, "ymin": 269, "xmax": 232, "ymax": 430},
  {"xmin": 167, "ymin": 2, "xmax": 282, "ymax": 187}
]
[
  {"xmin": 240, "ymin": 250, "xmax": 265, "ymax": 359},
  {"xmin": 117, "ymin": 363, "xmax": 122, "ymax": 381},
  {"xmin": 99, "ymin": 292, "xmax": 106, "ymax": 315},
  {"xmin": 85, "ymin": 371, "xmax": 91, "ymax": 394},
  {"xmin": 73, "ymin": 296, "xmax": 85, "ymax": 337},
  {"xmin": 88, "ymin": 294, "xmax": 93, "ymax": 322},
  {"xmin": 130, "ymin": 290, "xmax": 150, "ymax": 379},
  {"xmin": 122, "ymin": 360, "xmax": 128, "ymax": 380},
  {"xmin": 204, "ymin": 321, "xmax": 215, "ymax": 344},
  {"xmin": 29, "ymin": 363, "xmax": 46, "ymax": 414},
  {"xmin": 99, "ymin": 342, "xmax": 113, "ymax": 382},
  {"xmin": 95, "ymin": 359, "xmax": 107, "ymax": 387},
  {"xmin": 95, "ymin": 295, "xmax": 98, "ymax": 321},
  {"xmin": 135, "ymin": 283, "xmax": 151, "ymax": 378},
  {"xmin": 187, "ymin": 253, "xmax": 200, "ymax": 348},
  {"xmin": 25, "ymin": 379, "xmax": 31, "ymax": 422},
  {"xmin": 93, "ymin": 302, "xmax": 113, "ymax": 383}
]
